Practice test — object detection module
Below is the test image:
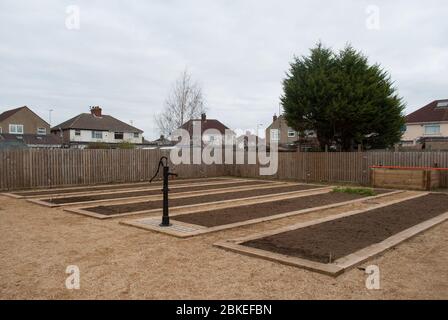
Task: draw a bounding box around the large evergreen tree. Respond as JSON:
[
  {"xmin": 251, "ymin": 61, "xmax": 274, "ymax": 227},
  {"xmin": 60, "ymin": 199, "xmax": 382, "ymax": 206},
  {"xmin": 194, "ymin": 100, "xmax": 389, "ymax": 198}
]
[{"xmin": 281, "ymin": 43, "xmax": 405, "ymax": 151}]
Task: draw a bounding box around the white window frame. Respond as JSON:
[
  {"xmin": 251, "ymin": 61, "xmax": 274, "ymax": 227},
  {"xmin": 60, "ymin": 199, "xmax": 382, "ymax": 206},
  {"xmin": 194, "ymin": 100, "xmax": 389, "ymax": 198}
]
[
  {"xmin": 37, "ymin": 127, "xmax": 46, "ymax": 135},
  {"xmin": 9, "ymin": 124, "xmax": 24, "ymax": 134},
  {"xmin": 436, "ymin": 101, "xmax": 448, "ymax": 108},
  {"xmin": 288, "ymin": 130, "xmax": 296, "ymax": 138},
  {"xmin": 270, "ymin": 129, "xmax": 280, "ymax": 141},
  {"xmin": 133, "ymin": 132, "xmax": 139, "ymax": 138},
  {"xmin": 91, "ymin": 131, "xmax": 103, "ymax": 139},
  {"xmin": 114, "ymin": 132, "xmax": 124, "ymax": 140},
  {"xmin": 424, "ymin": 124, "xmax": 440, "ymax": 135},
  {"xmin": 74, "ymin": 129, "xmax": 81, "ymax": 136}
]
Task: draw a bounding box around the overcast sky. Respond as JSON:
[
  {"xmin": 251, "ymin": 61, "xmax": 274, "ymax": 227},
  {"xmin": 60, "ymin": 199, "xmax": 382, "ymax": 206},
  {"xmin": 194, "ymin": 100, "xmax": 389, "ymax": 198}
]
[{"xmin": 0, "ymin": 0, "xmax": 447, "ymax": 139}]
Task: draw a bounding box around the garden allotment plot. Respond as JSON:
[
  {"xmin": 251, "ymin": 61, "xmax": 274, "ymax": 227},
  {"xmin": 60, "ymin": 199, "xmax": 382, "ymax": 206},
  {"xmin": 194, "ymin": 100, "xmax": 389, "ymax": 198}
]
[
  {"xmin": 215, "ymin": 192, "xmax": 448, "ymax": 276},
  {"xmin": 28, "ymin": 178, "xmax": 272, "ymax": 207},
  {"xmin": 65, "ymin": 183, "xmax": 330, "ymax": 219},
  {"xmin": 3, "ymin": 177, "xmax": 229, "ymax": 199},
  {"xmin": 122, "ymin": 188, "xmax": 399, "ymax": 237}
]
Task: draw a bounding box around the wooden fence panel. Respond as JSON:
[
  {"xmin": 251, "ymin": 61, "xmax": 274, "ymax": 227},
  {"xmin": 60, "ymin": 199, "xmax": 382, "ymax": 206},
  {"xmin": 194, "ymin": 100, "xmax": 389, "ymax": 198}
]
[{"xmin": 1, "ymin": 149, "xmax": 447, "ymax": 191}]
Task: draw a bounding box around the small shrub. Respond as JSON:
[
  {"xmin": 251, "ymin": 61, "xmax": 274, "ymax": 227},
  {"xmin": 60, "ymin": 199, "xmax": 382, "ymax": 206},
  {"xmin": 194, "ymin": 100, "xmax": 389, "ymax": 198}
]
[
  {"xmin": 332, "ymin": 186, "xmax": 375, "ymax": 196},
  {"xmin": 86, "ymin": 142, "xmax": 110, "ymax": 149},
  {"xmin": 117, "ymin": 142, "xmax": 136, "ymax": 149}
]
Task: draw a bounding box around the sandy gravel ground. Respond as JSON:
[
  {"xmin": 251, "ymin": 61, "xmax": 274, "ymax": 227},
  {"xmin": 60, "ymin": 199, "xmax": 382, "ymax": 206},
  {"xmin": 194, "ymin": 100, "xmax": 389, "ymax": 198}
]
[{"xmin": 0, "ymin": 190, "xmax": 447, "ymax": 299}]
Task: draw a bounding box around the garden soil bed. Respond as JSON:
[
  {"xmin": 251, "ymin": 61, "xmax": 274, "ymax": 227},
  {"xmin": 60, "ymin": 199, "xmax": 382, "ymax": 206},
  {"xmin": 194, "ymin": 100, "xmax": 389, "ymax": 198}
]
[
  {"xmin": 86, "ymin": 184, "xmax": 323, "ymax": 215},
  {"xmin": 11, "ymin": 178, "xmax": 224, "ymax": 196},
  {"xmin": 243, "ymin": 193, "xmax": 448, "ymax": 264},
  {"xmin": 44, "ymin": 180, "xmax": 267, "ymax": 204},
  {"xmin": 173, "ymin": 190, "xmax": 390, "ymax": 227}
]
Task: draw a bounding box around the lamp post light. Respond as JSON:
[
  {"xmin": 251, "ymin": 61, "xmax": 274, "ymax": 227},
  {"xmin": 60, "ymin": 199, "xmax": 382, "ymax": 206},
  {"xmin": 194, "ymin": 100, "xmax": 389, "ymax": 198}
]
[
  {"xmin": 256, "ymin": 123, "xmax": 263, "ymax": 138},
  {"xmin": 49, "ymin": 109, "xmax": 54, "ymax": 127}
]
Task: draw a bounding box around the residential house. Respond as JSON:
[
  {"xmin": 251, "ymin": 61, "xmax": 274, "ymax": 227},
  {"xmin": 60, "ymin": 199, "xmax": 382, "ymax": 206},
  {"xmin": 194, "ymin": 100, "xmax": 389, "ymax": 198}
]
[
  {"xmin": 51, "ymin": 106, "xmax": 144, "ymax": 148},
  {"xmin": 0, "ymin": 134, "xmax": 62, "ymax": 149},
  {"xmin": 236, "ymin": 131, "xmax": 265, "ymax": 150},
  {"xmin": 0, "ymin": 106, "xmax": 62, "ymax": 149},
  {"xmin": 153, "ymin": 135, "xmax": 176, "ymax": 147},
  {"xmin": 0, "ymin": 106, "xmax": 49, "ymax": 135},
  {"xmin": 265, "ymin": 114, "xmax": 318, "ymax": 151},
  {"xmin": 177, "ymin": 113, "xmax": 235, "ymax": 146},
  {"xmin": 401, "ymin": 99, "xmax": 448, "ymax": 150}
]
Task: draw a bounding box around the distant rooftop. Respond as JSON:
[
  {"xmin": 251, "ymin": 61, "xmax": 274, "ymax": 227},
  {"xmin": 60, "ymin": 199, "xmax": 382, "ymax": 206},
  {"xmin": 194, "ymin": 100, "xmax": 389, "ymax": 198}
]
[
  {"xmin": 406, "ymin": 99, "xmax": 448, "ymax": 123},
  {"xmin": 51, "ymin": 106, "xmax": 143, "ymax": 133}
]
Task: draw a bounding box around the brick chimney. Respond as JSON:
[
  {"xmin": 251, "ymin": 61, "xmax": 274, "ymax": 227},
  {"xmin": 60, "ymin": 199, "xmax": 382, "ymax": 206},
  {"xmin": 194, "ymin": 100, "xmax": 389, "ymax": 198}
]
[
  {"xmin": 201, "ymin": 113, "xmax": 206, "ymax": 121},
  {"xmin": 273, "ymin": 114, "xmax": 277, "ymax": 122},
  {"xmin": 90, "ymin": 106, "xmax": 102, "ymax": 117}
]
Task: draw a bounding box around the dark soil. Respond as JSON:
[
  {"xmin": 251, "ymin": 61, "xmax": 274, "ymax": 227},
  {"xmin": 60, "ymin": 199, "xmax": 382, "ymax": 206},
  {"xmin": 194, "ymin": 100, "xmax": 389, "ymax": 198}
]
[
  {"xmin": 12, "ymin": 178, "xmax": 224, "ymax": 196},
  {"xmin": 44, "ymin": 181, "xmax": 267, "ymax": 204},
  {"xmin": 173, "ymin": 190, "xmax": 389, "ymax": 227},
  {"xmin": 86, "ymin": 184, "xmax": 323, "ymax": 215},
  {"xmin": 243, "ymin": 193, "xmax": 448, "ymax": 263}
]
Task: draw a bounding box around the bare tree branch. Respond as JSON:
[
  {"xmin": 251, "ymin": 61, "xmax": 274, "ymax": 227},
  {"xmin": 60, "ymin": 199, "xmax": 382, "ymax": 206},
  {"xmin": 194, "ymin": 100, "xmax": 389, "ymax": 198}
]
[{"xmin": 155, "ymin": 69, "xmax": 206, "ymax": 136}]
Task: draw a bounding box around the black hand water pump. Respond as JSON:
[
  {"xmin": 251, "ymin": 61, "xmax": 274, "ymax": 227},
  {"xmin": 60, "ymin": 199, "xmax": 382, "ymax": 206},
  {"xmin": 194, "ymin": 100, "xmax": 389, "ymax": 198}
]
[{"xmin": 150, "ymin": 156, "xmax": 178, "ymax": 227}]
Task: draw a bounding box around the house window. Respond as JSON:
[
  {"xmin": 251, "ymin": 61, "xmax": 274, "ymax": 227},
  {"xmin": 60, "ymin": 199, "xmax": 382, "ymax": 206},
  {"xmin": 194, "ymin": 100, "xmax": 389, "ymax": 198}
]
[
  {"xmin": 114, "ymin": 132, "xmax": 124, "ymax": 140},
  {"xmin": 37, "ymin": 127, "xmax": 46, "ymax": 135},
  {"xmin": 75, "ymin": 129, "xmax": 81, "ymax": 136},
  {"xmin": 133, "ymin": 132, "xmax": 139, "ymax": 138},
  {"xmin": 288, "ymin": 130, "xmax": 296, "ymax": 138},
  {"xmin": 9, "ymin": 124, "xmax": 24, "ymax": 134},
  {"xmin": 400, "ymin": 125, "xmax": 407, "ymax": 133},
  {"xmin": 91, "ymin": 131, "xmax": 103, "ymax": 139},
  {"xmin": 436, "ymin": 101, "xmax": 448, "ymax": 108},
  {"xmin": 424, "ymin": 124, "xmax": 440, "ymax": 135},
  {"xmin": 270, "ymin": 129, "xmax": 279, "ymax": 141}
]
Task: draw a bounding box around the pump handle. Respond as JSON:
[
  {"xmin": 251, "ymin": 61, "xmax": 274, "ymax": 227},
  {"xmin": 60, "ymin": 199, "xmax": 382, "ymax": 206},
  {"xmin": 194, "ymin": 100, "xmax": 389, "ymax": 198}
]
[{"xmin": 149, "ymin": 156, "xmax": 169, "ymax": 183}]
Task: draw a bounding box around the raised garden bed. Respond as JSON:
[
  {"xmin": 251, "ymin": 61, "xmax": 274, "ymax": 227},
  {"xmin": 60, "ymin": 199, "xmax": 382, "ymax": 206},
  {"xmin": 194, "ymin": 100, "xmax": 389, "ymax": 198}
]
[
  {"xmin": 41, "ymin": 180, "xmax": 268, "ymax": 204},
  {"xmin": 85, "ymin": 184, "xmax": 323, "ymax": 215},
  {"xmin": 173, "ymin": 189, "xmax": 390, "ymax": 227},
  {"xmin": 242, "ymin": 193, "xmax": 448, "ymax": 263},
  {"xmin": 9, "ymin": 177, "xmax": 226, "ymax": 197}
]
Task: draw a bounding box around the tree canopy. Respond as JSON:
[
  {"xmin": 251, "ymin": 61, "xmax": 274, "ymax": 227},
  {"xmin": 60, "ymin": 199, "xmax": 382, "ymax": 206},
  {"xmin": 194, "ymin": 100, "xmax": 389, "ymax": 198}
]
[
  {"xmin": 281, "ymin": 43, "xmax": 405, "ymax": 151},
  {"xmin": 155, "ymin": 69, "xmax": 206, "ymax": 136}
]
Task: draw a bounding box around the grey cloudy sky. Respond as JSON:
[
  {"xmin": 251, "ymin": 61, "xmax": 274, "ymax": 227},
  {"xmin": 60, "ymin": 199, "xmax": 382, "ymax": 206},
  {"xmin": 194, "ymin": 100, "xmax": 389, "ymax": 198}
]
[{"xmin": 0, "ymin": 0, "xmax": 447, "ymax": 139}]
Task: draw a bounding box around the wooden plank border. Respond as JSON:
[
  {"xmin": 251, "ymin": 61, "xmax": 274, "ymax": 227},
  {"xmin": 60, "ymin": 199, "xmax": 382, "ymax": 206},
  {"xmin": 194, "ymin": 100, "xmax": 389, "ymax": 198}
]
[
  {"xmin": 121, "ymin": 190, "xmax": 404, "ymax": 238},
  {"xmin": 65, "ymin": 185, "xmax": 332, "ymax": 219},
  {"xmin": 213, "ymin": 192, "xmax": 447, "ymax": 277},
  {"xmin": 1, "ymin": 177, "xmax": 235, "ymax": 199},
  {"xmin": 26, "ymin": 178, "xmax": 273, "ymax": 207}
]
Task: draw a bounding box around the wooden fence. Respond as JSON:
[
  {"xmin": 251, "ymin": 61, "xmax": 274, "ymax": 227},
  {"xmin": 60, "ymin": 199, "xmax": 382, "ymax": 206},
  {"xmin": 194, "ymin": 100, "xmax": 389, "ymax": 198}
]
[
  {"xmin": 0, "ymin": 149, "xmax": 229, "ymax": 191},
  {"xmin": 229, "ymin": 151, "xmax": 448, "ymax": 187},
  {"xmin": 0, "ymin": 149, "xmax": 447, "ymax": 191}
]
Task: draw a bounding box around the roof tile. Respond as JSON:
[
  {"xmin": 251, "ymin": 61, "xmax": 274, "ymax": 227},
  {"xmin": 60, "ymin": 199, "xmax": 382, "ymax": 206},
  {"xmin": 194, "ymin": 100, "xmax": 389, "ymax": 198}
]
[{"xmin": 406, "ymin": 99, "xmax": 448, "ymax": 123}]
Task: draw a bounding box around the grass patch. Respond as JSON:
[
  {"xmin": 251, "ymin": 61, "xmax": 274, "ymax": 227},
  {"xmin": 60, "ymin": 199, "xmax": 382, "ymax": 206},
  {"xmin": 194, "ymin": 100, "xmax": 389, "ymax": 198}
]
[{"xmin": 332, "ymin": 186, "xmax": 376, "ymax": 196}]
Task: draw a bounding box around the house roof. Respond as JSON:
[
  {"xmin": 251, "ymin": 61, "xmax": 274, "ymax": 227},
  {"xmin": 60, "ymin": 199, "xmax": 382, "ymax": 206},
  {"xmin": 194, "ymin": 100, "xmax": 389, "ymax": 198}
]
[
  {"xmin": 0, "ymin": 133, "xmax": 62, "ymax": 146},
  {"xmin": 51, "ymin": 113, "xmax": 143, "ymax": 133},
  {"xmin": 0, "ymin": 106, "xmax": 27, "ymax": 122},
  {"xmin": 180, "ymin": 118, "xmax": 231, "ymax": 135},
  {"xmin": 0, "ymin": 106, "xmax": 50, "ymax": 125},
  {"xmin": 406, "ymin": 99, "xmax": 448, "ymax": 123}
]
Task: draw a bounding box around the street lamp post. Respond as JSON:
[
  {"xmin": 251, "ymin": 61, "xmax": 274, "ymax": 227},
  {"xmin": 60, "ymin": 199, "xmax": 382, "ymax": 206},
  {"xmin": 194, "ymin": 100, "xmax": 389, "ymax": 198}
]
[{"xmin": 49, "ymin": 109, "xmax": 54, "ymax": 127}]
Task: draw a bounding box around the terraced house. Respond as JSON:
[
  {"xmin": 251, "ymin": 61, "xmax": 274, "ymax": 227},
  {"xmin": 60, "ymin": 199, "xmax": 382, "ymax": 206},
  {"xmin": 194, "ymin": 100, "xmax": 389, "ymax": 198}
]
[{"xmin": 51, "ymin": 106, "xmax": 144, "ymax": 148}]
